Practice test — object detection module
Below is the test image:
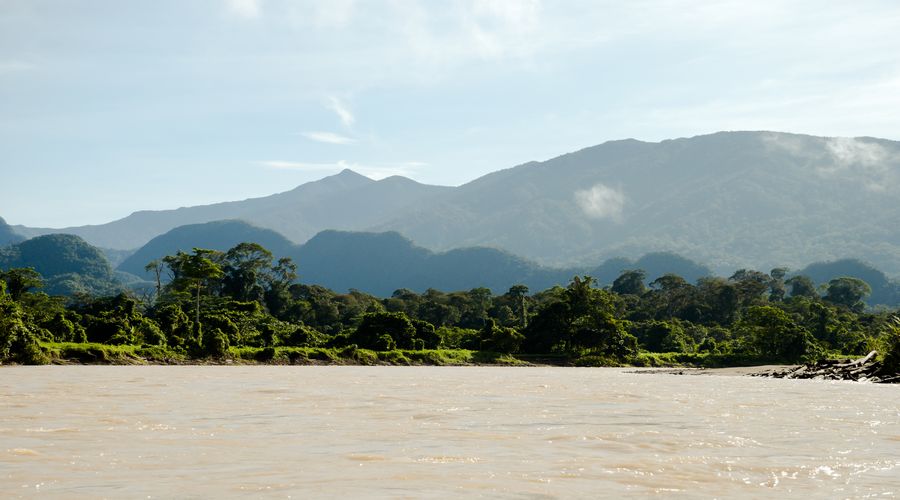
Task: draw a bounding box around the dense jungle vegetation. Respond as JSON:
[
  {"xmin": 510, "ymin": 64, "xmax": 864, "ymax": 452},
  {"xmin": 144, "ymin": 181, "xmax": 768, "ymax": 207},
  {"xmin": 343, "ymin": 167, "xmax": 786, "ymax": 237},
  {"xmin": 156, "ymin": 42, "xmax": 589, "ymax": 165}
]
[{"xmin": 2, "ymin": 242, "xmax": 899, "ymax": 368}]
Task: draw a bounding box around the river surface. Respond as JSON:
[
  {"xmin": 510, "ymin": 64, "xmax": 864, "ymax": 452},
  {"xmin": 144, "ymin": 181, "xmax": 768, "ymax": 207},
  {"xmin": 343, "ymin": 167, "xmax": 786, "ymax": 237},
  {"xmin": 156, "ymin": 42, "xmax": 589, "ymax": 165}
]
[{"xmin": 1, "ymin": 366, "xmax": 899, "ymax": 498}]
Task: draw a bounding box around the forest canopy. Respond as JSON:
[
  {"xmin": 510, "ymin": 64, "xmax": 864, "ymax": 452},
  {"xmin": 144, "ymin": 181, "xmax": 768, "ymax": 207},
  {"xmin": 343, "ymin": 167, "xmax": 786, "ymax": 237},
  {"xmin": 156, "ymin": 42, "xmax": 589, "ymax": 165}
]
[{"xmin": 2, "ymin": 241, "xmax": 899, "ymax": 368}]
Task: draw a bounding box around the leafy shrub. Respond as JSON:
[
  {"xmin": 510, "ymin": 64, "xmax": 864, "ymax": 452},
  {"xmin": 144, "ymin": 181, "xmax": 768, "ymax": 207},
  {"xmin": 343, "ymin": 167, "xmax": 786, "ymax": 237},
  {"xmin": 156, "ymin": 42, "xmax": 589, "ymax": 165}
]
[
  {"xmin": 201, "ymin": 326, "xmax": 230, "ymax": 358},
  {"xmin": 255, "ymin": 346, "xmax": 276, "ymax": 361}
]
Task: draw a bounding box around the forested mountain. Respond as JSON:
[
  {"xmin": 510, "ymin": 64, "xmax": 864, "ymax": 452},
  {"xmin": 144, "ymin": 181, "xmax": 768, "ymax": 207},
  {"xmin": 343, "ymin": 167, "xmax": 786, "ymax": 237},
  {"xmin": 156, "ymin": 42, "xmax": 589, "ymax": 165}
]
[
  {"xmin": 293, "ymin": 230, "xmax": 563, "ymax": 296},
  {"xmin": 374, "ymin": 132, "xmax": 900, "ymax": 274},
  {"xmin": 118, "ymin": 220, "xmax": 296, "ymax": 278},
  {"xmin": 13, "ymin": 170, "xmax": 450, "ymax": 250},
  {"xmin": 5, "ymin": 221, "xmax": 900, "ymax": 307},
  {"xmin": 11, "ymin": 132, "xmax": 900, "ymax": 276},
  {"xmin": 587, "ymin": 253, "xmax": 712, "ymax": 285},
  {"xmin": 0, "ymin": 234, "xmax": 121, "ymax": 296},
  {"xmin": 295, "ymin": 232, "xmax": 712, "ymax": 296},
  {"xmin": 115, "ymin": 221, "xmax": 713, "ymax": 297},
  {"xmin": 0, "ymin": 217, "xmax": 24, "ymax": 246},
  {"xmin": 796, "ymin": 259, "xmax": 900, "ymax": 307}
]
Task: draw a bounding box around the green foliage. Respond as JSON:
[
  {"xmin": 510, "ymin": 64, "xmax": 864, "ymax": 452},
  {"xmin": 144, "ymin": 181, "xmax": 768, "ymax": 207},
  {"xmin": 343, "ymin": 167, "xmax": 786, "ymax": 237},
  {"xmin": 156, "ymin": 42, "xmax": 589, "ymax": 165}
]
[
  {"xmin": 374, "ymin": 334, "xmax": 396, "ymax": 351},
  {"xmin": 524, "ymin": 276, "xmax": 636, "ymax": 358},
  {"xmin": 435, "ymin": 326, "xmax": 480, "ymax": 349},
  {"xmin": 278, "ymin": 323, "xmax": 326, "ymax": 348},
  {"xmin": 824, "ymin": 277, "xmax": 872, "ymax": 312},
  {"xmin": 351, "ymin": 311, "xmax": 416, "ymax": 350},
  {"xmin": 786, "ymin": 275, "xmax": 818, "ymax": 298},
  {"xmin": 4, "ymin": 238, "xmax": 897, "ymax": 367},
  {"xmin": 611, "ymin": 269, "xmax": 647, "ymax": 296},
  {"xmin": 256, "ymin": 346, "xmax": 276, "ymax": 361},
  {"xmin": 412, "ymin": 319, "xmax": 440, "ymax": 349},
  {"xmin": 154, "ymin": 304, "xmax": 194, "ymax": 348},
  {"xmin": 201, "ymin": 325, "xmax": 230, "ymax": 358},
  {"xmin": 377, "ymin": 350, "xmax": 410, "ymax": 365},
  {"xmin": 45, "ymin": 312, "xmax": 87, "ymax": 343},
  {"xmin": 0, "ymin": 268, "xmax": 44, "ymax": 300},
  {"xmin": 630, "ymin": 320, "xmax": 694, "ymax": 353},
  {"xmin": 0, "ymin": 303, "xmax": 49, "ymax": 365},
  {"xmin": 879, "ymin": 317, "xmax": 900, "ymax": 373},
  {"xmin": 479, "ymin": 319, "xmax": 524, "ymax": 353},
  {"xmin": 0, "ymin": 235, "xmax": 123, "ymax": 296},
  {"xmin": 735, "ymin": 306, "xmax": 822, "ymax": 363}
]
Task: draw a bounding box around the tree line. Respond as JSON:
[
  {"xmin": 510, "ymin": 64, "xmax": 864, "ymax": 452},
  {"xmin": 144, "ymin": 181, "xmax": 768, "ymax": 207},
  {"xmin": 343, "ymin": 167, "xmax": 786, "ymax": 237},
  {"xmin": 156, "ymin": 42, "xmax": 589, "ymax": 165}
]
[{"xmin": 2, "ymin": 242, "xmax": 899, "ymax": 369}]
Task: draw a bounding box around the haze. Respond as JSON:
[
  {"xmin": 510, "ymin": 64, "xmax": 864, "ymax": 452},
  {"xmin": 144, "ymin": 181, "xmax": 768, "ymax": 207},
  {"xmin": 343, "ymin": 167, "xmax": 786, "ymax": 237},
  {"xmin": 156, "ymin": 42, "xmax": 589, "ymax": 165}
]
[{"xmin": 2, "ymin": 0, "xmax": 900, "ymax": 227}]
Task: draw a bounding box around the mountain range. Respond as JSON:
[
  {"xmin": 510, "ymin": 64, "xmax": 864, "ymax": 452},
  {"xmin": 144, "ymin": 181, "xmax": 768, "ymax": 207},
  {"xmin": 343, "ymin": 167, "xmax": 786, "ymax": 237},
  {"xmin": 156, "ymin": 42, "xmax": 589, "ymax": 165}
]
[
  {"xmin": 0, "ymin": 217, "xmax": 24, "ymax": 246},
  {"xmin": 12, "ymin": 170, "xmax": 448, "ymax": 251},
  {"xmin": 8, "ymin": 131, "xmax": 900, "ymax": 276},
  {"xmin": 117, "ymin": 220, "xmax": 713, "ymax": 297},
  {"xmin": 3, "ymin": 219, "xmax": 899, "ymax": 304}
]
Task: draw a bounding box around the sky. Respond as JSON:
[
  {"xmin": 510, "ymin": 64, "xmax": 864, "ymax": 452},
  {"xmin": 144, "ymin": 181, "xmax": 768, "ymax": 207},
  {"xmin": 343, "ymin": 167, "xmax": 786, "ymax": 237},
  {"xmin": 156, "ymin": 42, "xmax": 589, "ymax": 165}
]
[{"xmin": 2, "ymin": 0, "xmax": 900, "ymax": 228}]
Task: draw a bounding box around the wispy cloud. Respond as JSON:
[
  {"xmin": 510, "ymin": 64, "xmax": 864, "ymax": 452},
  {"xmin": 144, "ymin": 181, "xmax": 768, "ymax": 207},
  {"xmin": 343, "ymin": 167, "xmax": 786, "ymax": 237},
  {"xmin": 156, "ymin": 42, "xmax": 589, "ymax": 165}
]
[
  {"xmin": 761, "ymin": 133, "xmax": 899, "ymax": 193},
  {"xmin": 0, "ymin": 60, "xmax": 36, "ymax": 74},
  {"xmin": 300, "ymin": 131, "xmax": 356, "ymax": 144},
  {"xmin": 258, "ymin": 159, "xmax": 427, "ymax": 179},
  {"xmin": 259, "ymin": 160, "xmax": 349, "ymax": 171},
  {"xmin": 226, "ymin": 0, "xmax": 261, "ymax": 19},
  {"xmin": 327, "ymin": 96, "xmax": 355, "ymax": 127}
]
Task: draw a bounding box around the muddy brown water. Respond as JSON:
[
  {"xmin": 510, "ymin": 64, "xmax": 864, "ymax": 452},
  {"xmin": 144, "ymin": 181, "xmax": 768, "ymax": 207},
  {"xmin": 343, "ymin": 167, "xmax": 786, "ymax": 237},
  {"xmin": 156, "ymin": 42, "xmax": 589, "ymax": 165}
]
[{"xmin": 2, "ymin": 366, "xmax": 899, "ymax": 498}]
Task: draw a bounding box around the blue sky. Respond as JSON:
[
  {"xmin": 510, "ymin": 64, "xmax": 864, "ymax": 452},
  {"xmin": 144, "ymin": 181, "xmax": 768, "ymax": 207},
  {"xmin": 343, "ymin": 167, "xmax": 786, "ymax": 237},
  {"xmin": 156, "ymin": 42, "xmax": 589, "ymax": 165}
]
[{"xmin": 2, "ymin": 0, "xmax": 900, "ymax": 227}]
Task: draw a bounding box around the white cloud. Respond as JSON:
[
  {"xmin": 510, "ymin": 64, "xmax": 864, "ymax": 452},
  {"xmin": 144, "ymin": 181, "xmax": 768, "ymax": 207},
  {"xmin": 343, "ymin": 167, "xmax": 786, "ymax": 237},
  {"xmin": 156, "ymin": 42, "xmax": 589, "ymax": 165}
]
[
  {"xmin": 258, "ymin": 159, "xmax": 427, "ymax": 179},
  {"xmin": 762, "ymin": 134, "xmax": 899, "ymax": 193},
  {"xmin": 226, "ymin": 0, "xmax": 261, "ymax": 19},
  {"xmin": 359, "ymin": 161, "xmax": 429, "ymax": 179},
  {"xmin": 327, "ymin": 96, "xmax": 355, "ymax": 127},
  {"xmin": 826, "ymin": 137, "xmax": 888, "ymax": 168},
  {"xmin": 301, "ymin": 131, "xmax": 356, "ymax": 144},
  {"xmin": 574, "ymin": 183, "xmax": 627, "ymax": 221},
  {"xmin": 823, "ymin": 137, "xmax": 896, "ymax": 192},
  {"xmin": 259, "ymin": 160, "xmax": 349, "ymax": 171}
]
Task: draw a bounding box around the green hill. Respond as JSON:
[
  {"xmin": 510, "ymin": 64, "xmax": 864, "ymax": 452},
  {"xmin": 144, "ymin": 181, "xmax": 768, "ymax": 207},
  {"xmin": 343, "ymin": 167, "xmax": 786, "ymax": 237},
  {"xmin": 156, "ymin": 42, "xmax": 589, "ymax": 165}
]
[
  {"xmin": 796, "ymin": 259, "xmax": 900, "ymax": 307},
  {"xmin": 291, "ymin": 230, "xmax": 712, "ymax": 296},
  {"xmin": 116, "ymin": 221, "xmax": 714, "ymax": 297},
  {"xmin": 0, "ymin": 217, "xmax": 24, "ymax": 246},
  {"xmin": 0, "ymin": 234, "xmax": 121, "ymax": 296},
  {"xmin": 117, "ymin": 220, "xmax": 297, "ymax": 278}
]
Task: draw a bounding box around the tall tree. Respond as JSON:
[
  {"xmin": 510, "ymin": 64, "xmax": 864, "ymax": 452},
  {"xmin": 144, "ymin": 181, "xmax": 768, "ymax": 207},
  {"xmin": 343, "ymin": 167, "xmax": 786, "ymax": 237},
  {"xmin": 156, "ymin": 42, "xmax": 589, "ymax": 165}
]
[
  {"xmin": 506, "ymin": 284, "xmax": 530, "ymax": 328},
  {"xmin": 144, "ymin": 259, "xmax": 164, "ymax": 299},
  {"xmin": 0, "ymin": 268, "xmax": 44, "ymax": 301},
  {"xmin": 221, "ymin": 242, "xmax": 274, "ymax": 304},
  {"xmin": 786, "ymin": 275, "xmax": 817, "ymax": 298},
  {"xmin": 612, "ymin": 269, "xmax": 647, "ymax": 296},
  {"xmin": 823, "ymin": 277, "xmax": 871, "ymax": 312},
  {"xmin": 162, "ymin": 248, "xmax": 224, "ymax": 330}
]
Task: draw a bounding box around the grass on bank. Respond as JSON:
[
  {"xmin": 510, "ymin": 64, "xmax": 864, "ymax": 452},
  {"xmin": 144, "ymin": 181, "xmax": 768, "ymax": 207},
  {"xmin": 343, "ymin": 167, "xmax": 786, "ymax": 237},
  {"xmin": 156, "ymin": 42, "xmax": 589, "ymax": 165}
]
[
  {"xmin": 39, "ymin": 341, "xmax": 867, "ymax": 367},
  {"xmin": 42, "ymin": 342, "xmax": 187, "ymax": 364},
  {"xmin": 40, "ymin": 342, "xmax": 529, "ymax": 366}
]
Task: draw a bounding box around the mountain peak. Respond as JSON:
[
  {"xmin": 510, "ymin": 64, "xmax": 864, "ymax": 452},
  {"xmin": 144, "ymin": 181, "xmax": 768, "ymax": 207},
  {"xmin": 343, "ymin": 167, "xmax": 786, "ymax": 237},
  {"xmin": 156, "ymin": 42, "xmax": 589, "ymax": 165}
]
[{"xmin": 335, "ymin": 168, "xmax": 371, "ymax": 180}]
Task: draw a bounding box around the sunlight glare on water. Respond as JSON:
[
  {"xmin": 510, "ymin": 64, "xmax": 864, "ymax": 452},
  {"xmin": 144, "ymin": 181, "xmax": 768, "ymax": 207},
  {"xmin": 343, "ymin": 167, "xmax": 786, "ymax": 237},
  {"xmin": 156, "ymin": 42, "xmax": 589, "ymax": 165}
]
[{"xmin": 1, "ymin": 366, "xmax": 899, "ymax": 498}]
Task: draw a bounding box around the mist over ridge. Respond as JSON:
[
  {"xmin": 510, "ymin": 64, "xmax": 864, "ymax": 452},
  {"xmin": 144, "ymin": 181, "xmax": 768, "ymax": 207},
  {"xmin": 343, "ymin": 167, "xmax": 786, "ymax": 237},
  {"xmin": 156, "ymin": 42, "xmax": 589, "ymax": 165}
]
[{"xmin": 9, "ymin": 131, "xmax": 900, "ymax": 277}]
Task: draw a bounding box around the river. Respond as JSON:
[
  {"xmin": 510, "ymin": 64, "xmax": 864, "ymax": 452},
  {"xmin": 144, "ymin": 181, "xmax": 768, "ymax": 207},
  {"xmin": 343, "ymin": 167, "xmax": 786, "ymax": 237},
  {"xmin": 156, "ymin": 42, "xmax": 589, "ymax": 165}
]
[{"xmin": 2, "ymin": 366, "xmax": 898, "ymax": 498}]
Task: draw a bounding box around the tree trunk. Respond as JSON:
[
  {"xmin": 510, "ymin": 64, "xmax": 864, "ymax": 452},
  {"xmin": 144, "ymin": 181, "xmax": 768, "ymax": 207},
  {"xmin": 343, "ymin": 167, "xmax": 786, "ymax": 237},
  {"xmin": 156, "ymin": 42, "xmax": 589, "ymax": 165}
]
[{"xmin": 195, "ymin": 281, "xmax": 201, "ymax": 333}]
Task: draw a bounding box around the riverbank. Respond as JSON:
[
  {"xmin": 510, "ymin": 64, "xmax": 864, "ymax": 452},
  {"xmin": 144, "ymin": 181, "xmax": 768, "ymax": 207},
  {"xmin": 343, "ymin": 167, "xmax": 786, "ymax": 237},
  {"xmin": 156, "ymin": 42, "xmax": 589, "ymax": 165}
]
[
  {"xmin": 38, "ymin": 342, "xmax": 537, "ymax": 366},
  {"xmin": 630, "ymin": 365, "xmax": 797, "ymax": 377},
  {"xmin": 632, "ymin": 352, "xmax": 900, "ymax": 383},
  {"xmin": 29, "ymin": 341, "xmax": 822, "ymax": 370}
]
